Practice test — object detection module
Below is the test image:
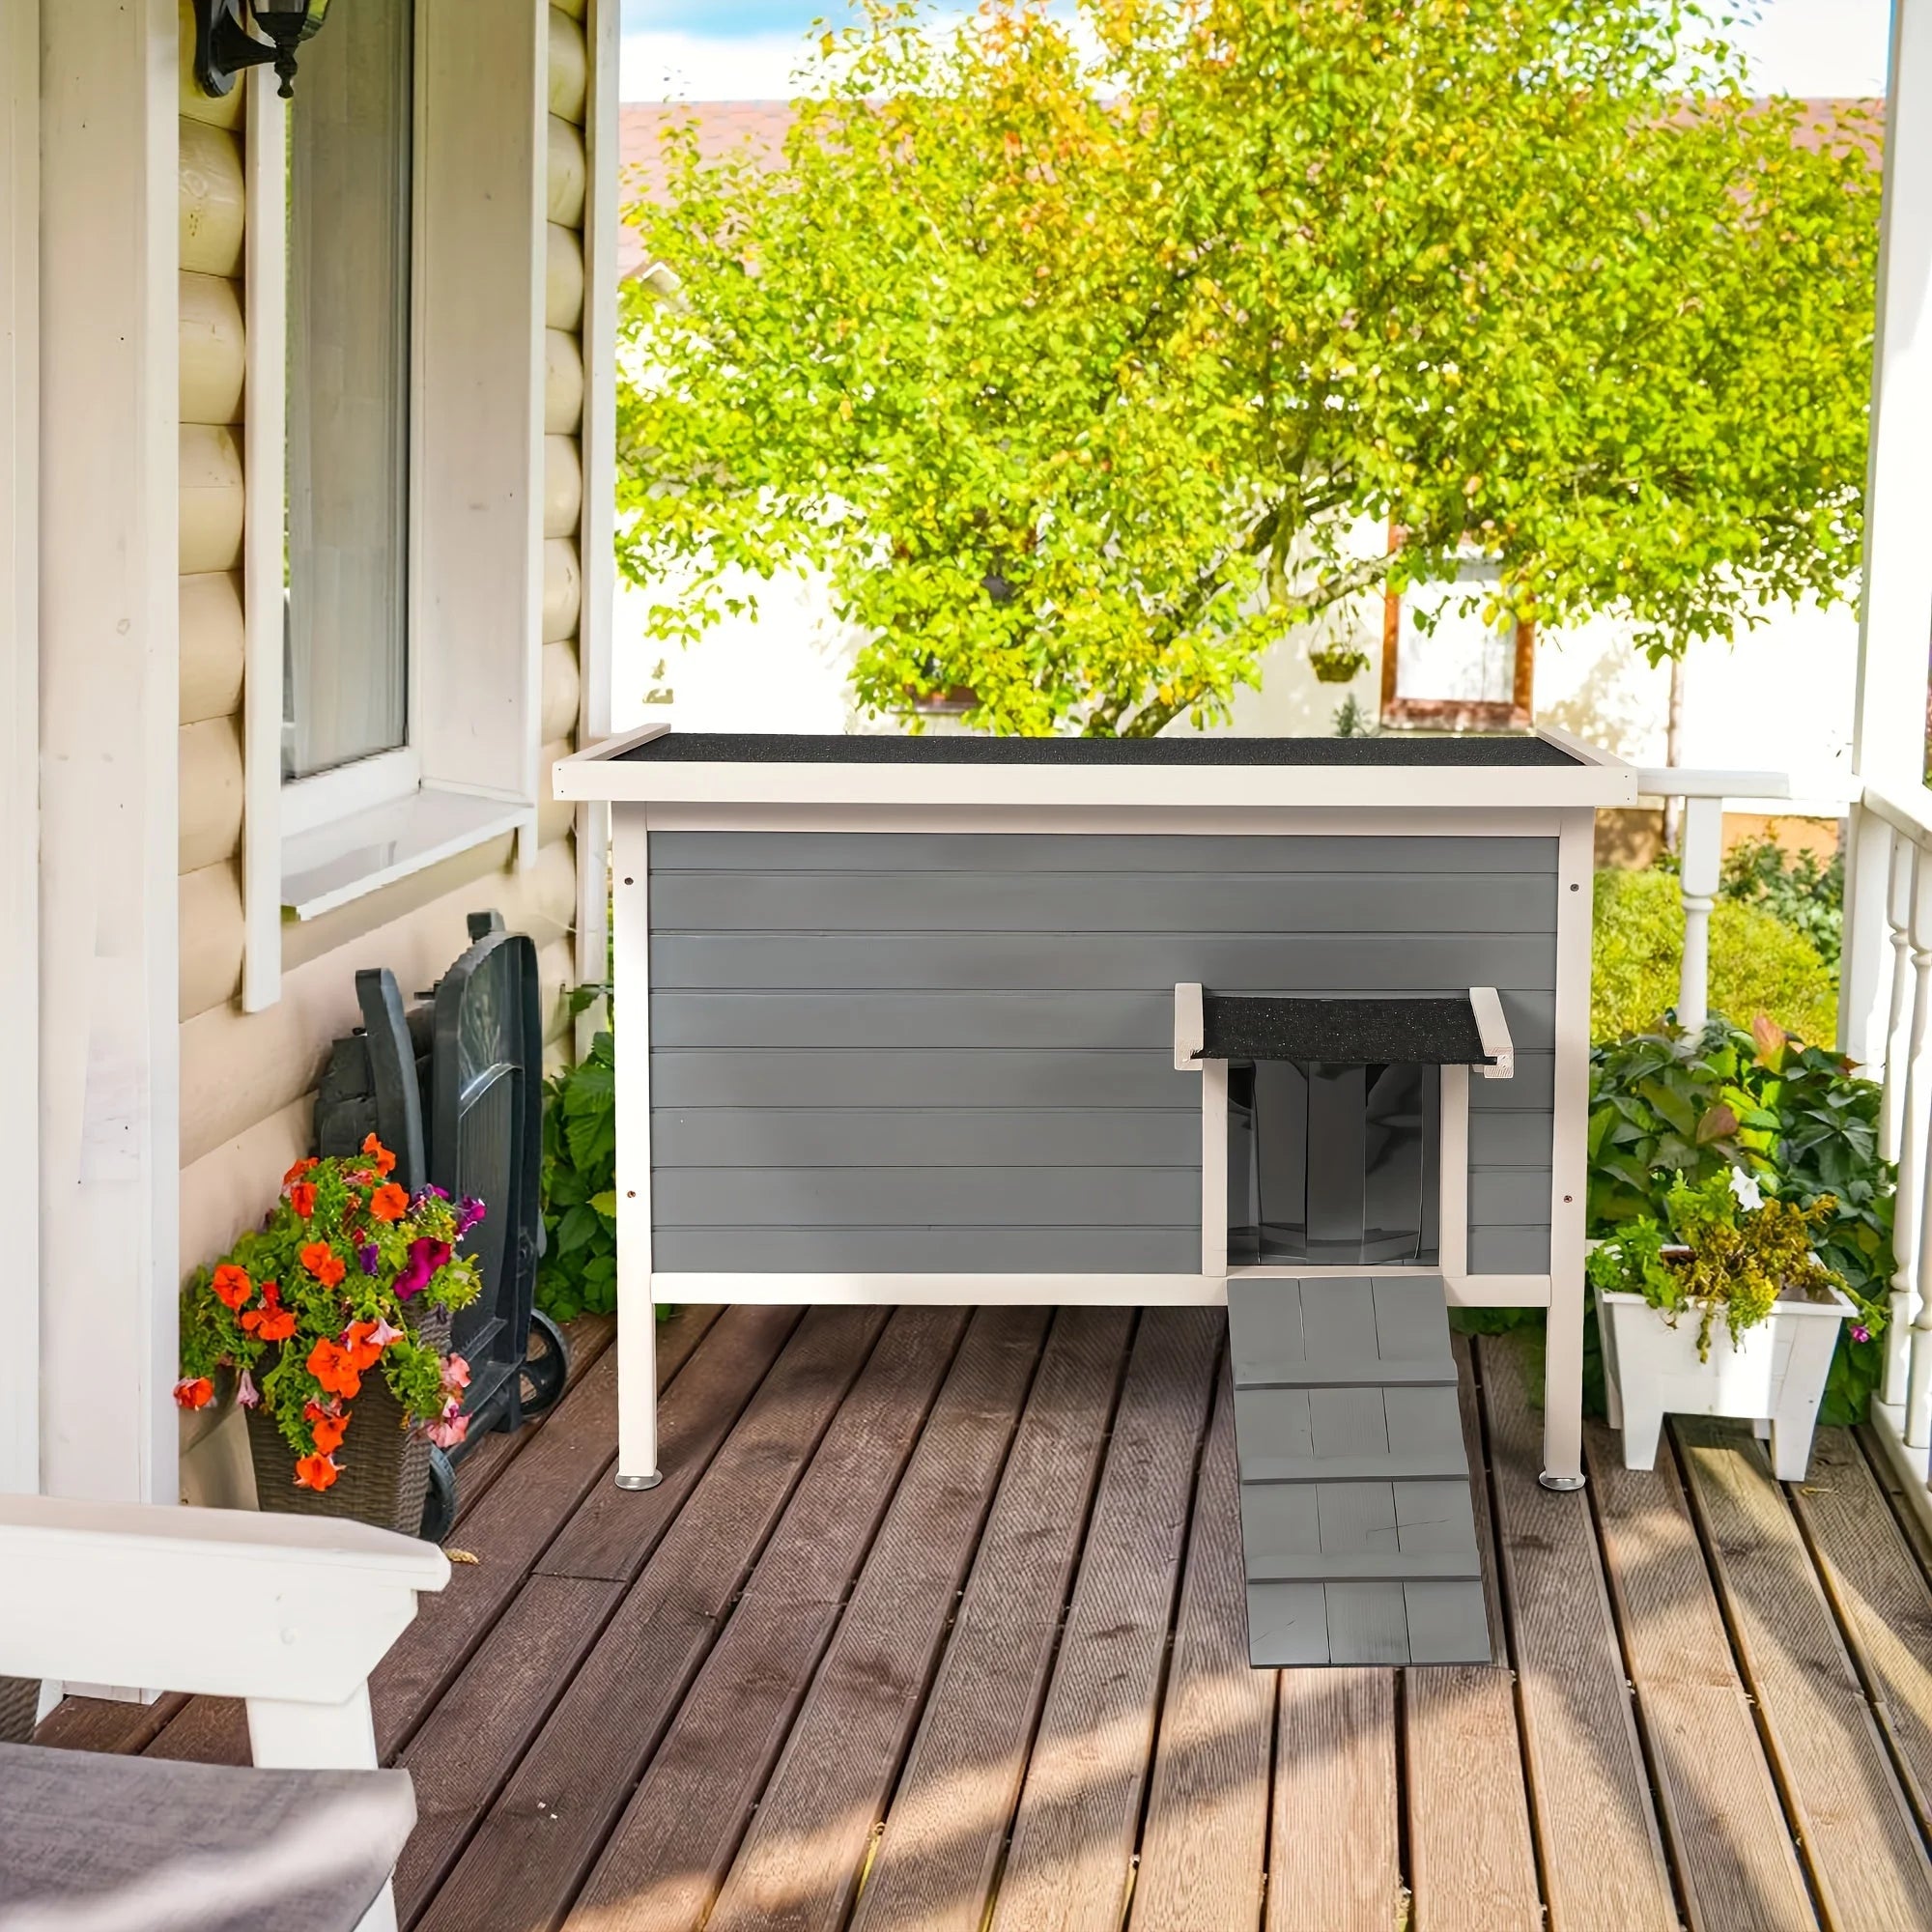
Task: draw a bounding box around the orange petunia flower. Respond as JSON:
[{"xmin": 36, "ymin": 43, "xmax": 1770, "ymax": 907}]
[
  {"xmin": 362, "ymin": 1133, "xmax": 397, "ymax": 1177},
  {"xmin": 288, "ymin": 1182, "xmax": 317, "ymax": 1219},
  {"xmin": 172, "ymin": 1377, "xmax": 213, "ymax": 1410},
  {"xmin": 283, "ymin": 1156, "xmax": 319, "ymax": 1186},
  {"xmin": 309, "ymin": 1410, "xmax": 350, "ymax": 1456},
  {"xmin": 341, "ymin": 1320, "xmax": 384, "ymax": 1372},
  {"xmin": 211, "ymin": 1264, "xmax": 252, "ymax": 1311},
  {"xmin": 241, "ymin": 1282, "xmax": 296, "ymax": 1343},
  {"xmin": 369, "ymin": 1182, "xmax": 410, "ymax": 1223},
  {"xmin": 300, "ymin": 1240, "xmax": 347, "ymax": 1288},
  {"xmin": 294, "ymin": 1452, "xmax": 340, "ymax": 1492},
  {"xmin": 307, "ymin": 1336, "xmax": 362, "ymax": 1400}
]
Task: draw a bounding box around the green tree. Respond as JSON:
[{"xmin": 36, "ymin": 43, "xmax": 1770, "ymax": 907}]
[{"xmin": 617, "ymin": 0, "xmax": 1880, "ymax": 737}]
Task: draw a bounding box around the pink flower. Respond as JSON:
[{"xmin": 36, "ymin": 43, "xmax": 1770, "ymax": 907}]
[
  {"xmin": 236, "ymin": 1368, "xmax": 260, "ymax": 1409},
  {"xmin": 456, "ymin": 1196, "xmax": 487, "ymax": 1237},
  {"xmin": 394, "ymin": 1236, "xmax": 451, "ymax": 1300},
  {"xmin": 423, "ymin": 1396, "xmax": 469, "ymax": 1449},
  {"xmin": 440, "ymin": 1352, "xmax": 471, "ymax": 1395},
  {"xmin": 367, "ymin": 1316, "xmax": 404, "ymax": 1349},
  {"xmin": 1853, "ymin": 1324, "xmax": 1873, "ymax": 1344}
]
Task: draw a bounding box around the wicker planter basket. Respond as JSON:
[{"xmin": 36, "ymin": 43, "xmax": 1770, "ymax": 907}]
[
  {"xmin": 245, "ymin": 1308, "xmax": 449, "ymax": 1538},
  {"xmin": 0, "ymin": 1674, "xmax": 38, "ymax": 1744}
]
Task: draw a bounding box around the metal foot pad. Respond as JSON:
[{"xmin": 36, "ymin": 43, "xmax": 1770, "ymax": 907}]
[
  {"xmin": 1538, "ymin": 1471, "xmax": 1587, "ymax": 1492},
  {"xmin": 614, "ymin": 1469, "xmax": 664, "ymax": 1492}
]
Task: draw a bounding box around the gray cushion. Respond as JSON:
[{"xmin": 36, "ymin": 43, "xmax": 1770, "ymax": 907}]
[{"xmin": 0, "ymin": 1743, "xmax": 415, "ymax": 1932}]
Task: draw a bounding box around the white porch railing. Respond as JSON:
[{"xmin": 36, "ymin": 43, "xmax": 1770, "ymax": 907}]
[{"xmin": 1638, "ymin": 766, "xmax": 1932, "ymax": 1533}]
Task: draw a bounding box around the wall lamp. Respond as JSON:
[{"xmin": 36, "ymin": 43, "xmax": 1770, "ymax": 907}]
[{"xmin": 192, "ymin": 0, "xmax": 331, "ymax": 100}]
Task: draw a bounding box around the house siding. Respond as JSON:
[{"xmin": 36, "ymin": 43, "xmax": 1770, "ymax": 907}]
[{"xmin": 647, "ymin": 831, "xmax": 1560, "ymax": 1275}]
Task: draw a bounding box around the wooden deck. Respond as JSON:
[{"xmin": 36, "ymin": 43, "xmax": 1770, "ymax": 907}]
[{"xmin": 38, "ymin": 1303, "xmax": 1932, "ymax": 1932}]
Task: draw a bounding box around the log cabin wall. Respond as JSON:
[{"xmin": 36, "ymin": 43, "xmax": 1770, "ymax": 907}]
[{"xmin": 174, "ymin": 2, "xmax": 596, "ymax": 1503}]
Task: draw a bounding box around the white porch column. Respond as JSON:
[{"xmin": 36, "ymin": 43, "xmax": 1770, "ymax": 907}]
[
  {"xmin": 38, "ymin": 1, "xmax": 180, "ymax": 1511},
  {"xmin": 1854, "ymin": 0, "xmax": 1932, "ymax": 791},
  {"xmin": 1, "ymin": 0, "xmax": 40, "ymax": 1499},
  {"xmin": 1675, "ymin": 795, "xmax": 1723, "ymax": 1033}
]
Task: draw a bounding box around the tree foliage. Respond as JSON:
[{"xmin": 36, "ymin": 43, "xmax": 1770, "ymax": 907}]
[{"xmin": 617, "ymin": 0, "xmax": 1881, "ymax": 736}]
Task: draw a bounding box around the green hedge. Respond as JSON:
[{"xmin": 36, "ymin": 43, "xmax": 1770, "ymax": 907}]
[{"xmin": 1593, "ymin": 867, "xmax": 1837, "ymax": 1045}]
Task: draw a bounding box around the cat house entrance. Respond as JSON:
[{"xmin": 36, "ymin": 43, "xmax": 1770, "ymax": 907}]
[
  {"xmin": 1198, "ymin": 993, "xmax": 1502, "ymax": 1269},
  {"xmin": 1228, "ymin": 1060, "xmax": 1439, "ymax": 1265}
]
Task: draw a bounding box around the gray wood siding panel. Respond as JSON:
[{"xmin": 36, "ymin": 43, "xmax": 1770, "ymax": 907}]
[
  {"xmin": 650, "ymin": 1227, "xmax": 1201, "ymax": 1272},
  {"xmin": 653, "ymin": 1165, "xmax": 1201, "ymax": 1229},
  {"xmin": 650, "ymin": 1108, "xmax": 1201, "ymax": 1170},
  {"xmin": 651, "ymin": 932, "xmax": 1557, "ymax": 992},
  {"xmin": 1467, "ymin": 1227, "xmax": 1553, "ymax": 1273},
  {"xmin": 648, "ymin": 831, "xmax": 1560, "ymax": 1275},
  {"xmin": 652, "ymin": 832, "xmax": 1559, "ymax": 875},
  {"xmin": 652, "ymin": 870, "xmax": 1556, "ymax": 934},
  {"xmin": 650, "ymin": 1049, "xmax": 1184, "ymax": 1110}
]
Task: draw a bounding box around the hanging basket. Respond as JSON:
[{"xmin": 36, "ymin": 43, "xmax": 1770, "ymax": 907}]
[
  {"xmin": 1308, "ymin": 644, "xmax": 1372, "ymax": 686},
  {"xmin": 245, "ymin": 1307, "xmax": 450, "ymax": 1538}
]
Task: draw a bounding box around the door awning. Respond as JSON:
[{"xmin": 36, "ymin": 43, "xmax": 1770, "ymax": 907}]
[{"xmin": 1186, "ymin": 988, "xmax": 1513, "ymax": 1075}]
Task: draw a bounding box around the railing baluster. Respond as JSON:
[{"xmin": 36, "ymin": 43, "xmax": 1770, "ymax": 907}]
[
  {"xmin": 1842, "ymin": 803, "xmax": 1901, "ymax": 1071},
  {"xmin": 1889, "ymin": 845, "xmax": 1932, "ymax": 1412},
  {"xmin": 1676, "ymin": 796, "xmax": 1724, "ymax": 1033},
  {"xmin": 1883, "ymin": 830, "xmax": 1915, "ymax": 1162}
]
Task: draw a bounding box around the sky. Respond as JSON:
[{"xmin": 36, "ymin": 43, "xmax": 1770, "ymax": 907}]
[{"xmin": 619, "ymin": 1, "xmax": 1895, "ymax": 102}]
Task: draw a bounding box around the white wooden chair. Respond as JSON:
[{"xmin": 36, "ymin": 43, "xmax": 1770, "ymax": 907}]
[{"xmin": 0, "ymin": 1493, "xmax": 448, "ymax": 1932}]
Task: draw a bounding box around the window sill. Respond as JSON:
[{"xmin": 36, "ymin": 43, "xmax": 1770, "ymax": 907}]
[{"xmin": 281, "ymin": 785, "xmax": 534, "ymax": 921}]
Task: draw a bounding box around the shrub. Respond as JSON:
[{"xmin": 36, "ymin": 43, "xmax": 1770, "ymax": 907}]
[
  {"xmin": 1592, "ymin": 867, "xmax": 1837, "ymax": 1044},
  {"xmin": 537, "ymin": 1024, "xmax": 617, "ymax": 1321},
  {"xmin": 1720, "ymin": 830, "xmax": 1843, "ymax": 969}
]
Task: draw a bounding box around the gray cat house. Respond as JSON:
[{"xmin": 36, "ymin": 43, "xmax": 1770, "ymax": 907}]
[{"xmin": 555, "ymin": 725, "xmax": 1636, "ymax": 1664}]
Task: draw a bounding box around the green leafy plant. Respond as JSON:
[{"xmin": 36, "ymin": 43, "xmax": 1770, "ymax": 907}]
[
  {"xmin": 1588, "ymin": 1015, "xmax": 1892, "ymax": 1419},
  {"xmin": 1586, "ymin": 1167, "xmax": 1847, "ymax": 1360},
  {"xmin": 620, "ymin": 1, "xmax": 1878, "ymax": 735},
  {"xmin": 1592, "ymin": 867, "xmax": 1838, "ymax": 1044},
  {"xmin": 1719, "ymin": 831, "xmax": 1844, "ymax": 970},
  {"xmin": 537, "ymin": 994, "xmax": 618, "ymax": 1322}
]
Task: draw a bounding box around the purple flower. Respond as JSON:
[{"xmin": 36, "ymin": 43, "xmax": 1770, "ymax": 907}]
[
  {"xmin": 236, "ymin": 1368, "xmax": 260, "ymax": 1409},
  {"xmin": 457, "ymin": 1196, "xmax": 487, "ymax": 1237},
  {"xmin": 395, "ymin": 1236, "xmax": 453, "ymax": 1301},
  {"xmin": 1853, "ymin": 1324, "xmax": 1873, "ymax": 1344},
  {"xmin": 357, "ymin": 1242, "xmax": 381, "ymax": 1277},
  {"xmin": 413, "ymin": 1183, "xmax": 450, "ymax": 1207}
]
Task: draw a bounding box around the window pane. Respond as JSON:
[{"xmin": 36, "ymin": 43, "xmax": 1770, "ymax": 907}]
[{"xmin": 285, "ymin": 0, "xmax": 412, "ymax": 781}]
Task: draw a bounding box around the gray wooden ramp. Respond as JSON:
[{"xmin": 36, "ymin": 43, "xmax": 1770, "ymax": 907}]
[{"xmin": 1228, "ymin": 1274, "xmax": 1490, "ymax": 1665}]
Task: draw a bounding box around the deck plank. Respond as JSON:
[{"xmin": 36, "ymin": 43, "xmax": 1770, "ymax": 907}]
[
  {"xmin": 1478, "ymin": 1336, "xmax": 1676, "ymax": 1932},
  {"xmin": 1792, "ymin": 1425, "xmax": 1932, "ymax": 1836},
  {"xmin": 139, "ymin": 1303, "xmax": 725, "ymax": 1770},
  {"xmin": 705, "ymin": 1308, "xmax": 1050, "ymax": 1932},
  {"xmin": 414, "ymin": 1305, "xmax": 891, "ymax": 1932},
  {"xmin": 31, "ymin": 1692, "xmax": 188, "ymax": 1754},
  {"xmin": 1675, "ymin": 1416, "xmax": 1932, "ymax": 1931},
  {"xmin": 1266, "ymin": 1667, "xmax": 1400, "ymax": 1932},
  {"xmin": 1584, "ymin": 1419, "xmax": 1815, "ymax": 1932},
  {"xmin": 390, "ymin": 1303, "xmax": 799, "ymax": 1923},
  {"xmin": 847, "ymin": 1308, "xmax": 1136, "ymax": 1932},
  {"xmin": 562, "ymin": 1307, "xmax": 969, "ymax": 1932},
  {"xmin": 1128, "ymin": 1365, "xmax": 1273, "ymax": 1932},
  {"xmin": 991, "ymin": 1308, "xmax": 1221, "ymax": 1932}
]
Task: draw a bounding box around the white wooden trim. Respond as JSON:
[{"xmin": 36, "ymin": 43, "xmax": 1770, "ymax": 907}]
[
  {"xmin": 1534, "ymin": 722, "xmax": 1623, "ymax": 768},
  {"xmin": 1863, "ymin": 1398, "xmax": 1932, "ymax": 1545},
  {"xmin": 612, "ymin": 804, "xmax": 659, "ymax": 1486},
  {"xmin": 650, "ymin": 1272, "xmax": 1233, "ymax": 1307},
  {"xmin": 281, "ymin": 748, "xmax": 422, "ymax": 840},
  {"xmin": 1200, "ymin": 1059, "xmax": 1229, "ymax": 1280},
  {"xmin": 574, "ymin": 0, "xmax": 621, "ymax": 1032},
  {"xmin": 240, "ymin": 74, "xmax": 286, "ymax": 1010},
  {"xmin": 553, "ymin": 752, "xmax": 1636, "ymax": 812},
  {"xmin": 1855, "ymin": 0, "xmax": 1932, "ymax": 790},
  {"xmin": 1466, "ymin": 985, "xmax": 1514, "ymax": 1079},
  {"xmin": 1540, "ymin": 808, "xmax": 1596, "ymax": 1486},
  {"xmin": 1842, "ymin": 803, "xmax": 1899, "ymax": 1068},
  {"xmin": 1172, "ymin": 981, "xmax": 1204, "ymax": 1070},
  {"xmin": 616, "ymin": 803, "xmax": 1573, "ymax": 840},
  {"xmin": 281, "ymin": 788, "xmax": 533, "ymax": 919},
  {"xmin": 38, "ymin": 0, "xmax": 181, "ymax": 1519},
  {"xmin": 0, "ymin": 0, "xmax": 39, "ymax": 1495},
  {"xmin": 1437, "ymin": 1064, "xmax": 1469, "ymax": 1278}
]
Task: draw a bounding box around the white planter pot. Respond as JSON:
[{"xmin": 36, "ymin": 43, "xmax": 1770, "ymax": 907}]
[{"xmin": 1599, "ymin": 1282, "xmax": 1856, "ymax": 1480}]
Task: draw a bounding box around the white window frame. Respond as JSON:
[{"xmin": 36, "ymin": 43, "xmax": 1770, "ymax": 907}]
[{"xmin": 242, "ymin": 1, "xmax": 548, "ymax": 1007}]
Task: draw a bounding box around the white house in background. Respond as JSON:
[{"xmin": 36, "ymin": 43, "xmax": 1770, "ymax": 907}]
[{"xmin": 612, "ymin": 101, "xmax": 1862, "ymax": 819}]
